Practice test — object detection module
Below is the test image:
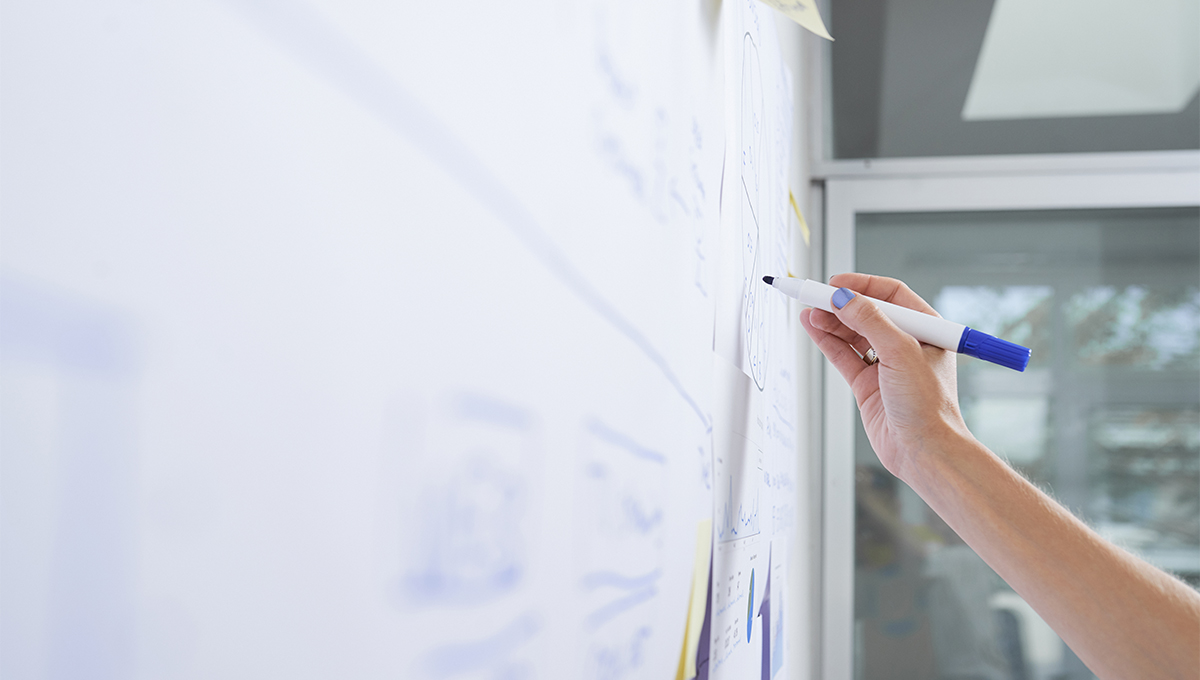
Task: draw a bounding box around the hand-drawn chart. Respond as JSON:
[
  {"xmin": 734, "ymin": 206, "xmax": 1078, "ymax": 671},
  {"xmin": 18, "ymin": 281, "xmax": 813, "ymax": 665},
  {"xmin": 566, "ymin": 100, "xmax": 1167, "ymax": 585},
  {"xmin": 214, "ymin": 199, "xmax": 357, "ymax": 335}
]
[
  {"xmin": 711, "ymin": 534, "xmax": 765, "ymax": 676},
  {"xmin": 717, "ymin": 460, "xmax": 762, "ymax": 543},
  {"xmin": 709, "ymin": 355, "xmax": 767, "ymax": 677}
]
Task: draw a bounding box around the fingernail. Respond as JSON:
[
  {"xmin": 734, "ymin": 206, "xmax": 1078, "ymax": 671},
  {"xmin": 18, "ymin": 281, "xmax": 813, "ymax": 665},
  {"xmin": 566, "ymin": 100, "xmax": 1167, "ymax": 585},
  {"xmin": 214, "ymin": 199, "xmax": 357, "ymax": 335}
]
[{"xmin": 831, "ymin": 287, "xmax": 856, "ymax": 309}]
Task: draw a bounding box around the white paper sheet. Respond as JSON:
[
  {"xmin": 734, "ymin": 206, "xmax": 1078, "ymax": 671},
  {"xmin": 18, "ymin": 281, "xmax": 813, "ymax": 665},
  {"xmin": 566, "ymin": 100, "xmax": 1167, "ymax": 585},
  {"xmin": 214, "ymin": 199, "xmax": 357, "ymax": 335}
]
[
  {"xmin": 714, "ymin": 0, "xmax": 794, "ymax": 395},
  {"xmin": 709, "ymin": 3, "xmax": 797, "ymax": 677}
]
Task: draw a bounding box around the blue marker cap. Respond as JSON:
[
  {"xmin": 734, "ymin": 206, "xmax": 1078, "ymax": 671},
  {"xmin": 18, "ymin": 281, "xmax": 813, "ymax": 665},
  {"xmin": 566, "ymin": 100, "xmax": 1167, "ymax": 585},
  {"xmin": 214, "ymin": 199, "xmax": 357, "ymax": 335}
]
[{"xmin": 957, "ymin": 328, "xmax": 1031, "ymax": 372}]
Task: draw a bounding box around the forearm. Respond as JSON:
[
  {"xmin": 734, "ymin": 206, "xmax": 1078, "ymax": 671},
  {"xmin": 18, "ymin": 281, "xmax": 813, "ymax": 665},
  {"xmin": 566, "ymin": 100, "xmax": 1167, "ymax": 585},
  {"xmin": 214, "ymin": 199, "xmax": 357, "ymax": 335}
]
[{"xmin": 903, "ymin": 432, "xmax": 1200, "ymax": 680}]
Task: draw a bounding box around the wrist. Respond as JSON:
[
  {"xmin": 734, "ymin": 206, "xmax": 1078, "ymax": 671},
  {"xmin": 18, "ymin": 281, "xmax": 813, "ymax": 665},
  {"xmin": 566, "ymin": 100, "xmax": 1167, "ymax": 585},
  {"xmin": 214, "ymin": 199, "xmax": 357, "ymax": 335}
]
[{"xmin": 896, "ymin": 420, "xmax": 984, "ymax": 494}]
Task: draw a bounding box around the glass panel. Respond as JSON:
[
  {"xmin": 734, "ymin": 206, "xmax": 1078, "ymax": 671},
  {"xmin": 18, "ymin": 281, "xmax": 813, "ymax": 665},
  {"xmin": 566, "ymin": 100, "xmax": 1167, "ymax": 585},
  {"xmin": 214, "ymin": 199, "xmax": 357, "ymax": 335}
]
[
  {"xmin": 1067, "ymin": 287, "xmax": 1200, "ymax": 370},
  {"xmin": 853, "ymin": 207, "xmax": 1200, "ymax": 680},
  {"xmin": 826, "ymin": 0, "xmax": 1200, "ymax": 158}
]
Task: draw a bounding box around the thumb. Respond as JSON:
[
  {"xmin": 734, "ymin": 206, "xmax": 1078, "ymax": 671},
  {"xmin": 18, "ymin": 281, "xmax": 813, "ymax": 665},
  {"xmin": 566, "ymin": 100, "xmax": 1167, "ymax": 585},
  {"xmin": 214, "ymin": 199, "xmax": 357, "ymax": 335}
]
[{"xmin": 829, "ymin": 287, "xmax": 922, "ymax": 362}]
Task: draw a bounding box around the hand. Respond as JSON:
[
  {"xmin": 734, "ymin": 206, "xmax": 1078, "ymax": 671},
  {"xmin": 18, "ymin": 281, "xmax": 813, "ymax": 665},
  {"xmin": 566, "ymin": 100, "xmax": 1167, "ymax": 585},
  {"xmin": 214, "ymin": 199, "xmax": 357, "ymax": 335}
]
[
  {"xmin": 800, "ymin": 273, "xmax": 970, "ymax": 481},
  {"xmin": 804, "ymin": 274, "xmax": 1200, "ymax": 680}
]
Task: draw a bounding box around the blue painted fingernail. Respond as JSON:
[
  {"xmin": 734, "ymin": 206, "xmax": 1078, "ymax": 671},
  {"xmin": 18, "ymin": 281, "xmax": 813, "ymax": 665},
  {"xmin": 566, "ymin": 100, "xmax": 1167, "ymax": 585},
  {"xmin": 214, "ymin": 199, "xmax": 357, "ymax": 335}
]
[{"xmin": 831, "ymin": 287, "xmax": 856, "ymax": 309}]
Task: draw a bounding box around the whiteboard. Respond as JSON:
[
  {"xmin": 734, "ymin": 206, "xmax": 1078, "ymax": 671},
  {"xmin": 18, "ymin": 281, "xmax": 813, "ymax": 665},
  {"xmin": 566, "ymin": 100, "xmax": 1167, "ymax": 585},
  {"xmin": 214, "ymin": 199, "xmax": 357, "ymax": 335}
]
[{"xmin": 0, "ymin": 1, "xmax": 800, "ymax": 678}]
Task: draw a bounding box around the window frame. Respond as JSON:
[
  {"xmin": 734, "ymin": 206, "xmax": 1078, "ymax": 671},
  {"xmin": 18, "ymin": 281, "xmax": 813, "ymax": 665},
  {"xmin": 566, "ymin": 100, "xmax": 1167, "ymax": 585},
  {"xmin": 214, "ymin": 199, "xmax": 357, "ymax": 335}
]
[{"xmin": 817, "ymin": 153, "xmax": 1200, "ymax": 680}]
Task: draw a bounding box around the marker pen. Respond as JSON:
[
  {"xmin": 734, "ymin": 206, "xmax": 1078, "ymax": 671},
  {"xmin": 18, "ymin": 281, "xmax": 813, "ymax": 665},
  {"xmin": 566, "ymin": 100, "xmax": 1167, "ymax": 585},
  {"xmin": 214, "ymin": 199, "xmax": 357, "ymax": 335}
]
[{"xmin": 763, "ymin": 277, "xmax": 1031, "ymax": 372}]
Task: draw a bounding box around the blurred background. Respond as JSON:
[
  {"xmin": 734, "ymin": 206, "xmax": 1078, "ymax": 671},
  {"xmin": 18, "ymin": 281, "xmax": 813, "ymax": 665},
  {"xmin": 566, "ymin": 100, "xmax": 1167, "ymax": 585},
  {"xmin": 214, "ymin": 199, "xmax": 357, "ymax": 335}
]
[
  {"xmin": 828, "ymin": 0, "xmax": 1199, "ymax": 158},
  {"xmin": 820, "ymin": 0, "xmax": 1199, "ymax": 678},
  {"xmin": 854, "ymin": 209, "xmax": 1199, "ymax": 680}
]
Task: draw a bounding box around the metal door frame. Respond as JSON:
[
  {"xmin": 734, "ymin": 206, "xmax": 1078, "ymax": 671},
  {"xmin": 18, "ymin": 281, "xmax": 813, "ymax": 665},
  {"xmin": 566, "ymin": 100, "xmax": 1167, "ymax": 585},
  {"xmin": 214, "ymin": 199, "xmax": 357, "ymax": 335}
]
[{"xmin": 817, "ymin": 153, "xmax": 1200, "ymax": 680}]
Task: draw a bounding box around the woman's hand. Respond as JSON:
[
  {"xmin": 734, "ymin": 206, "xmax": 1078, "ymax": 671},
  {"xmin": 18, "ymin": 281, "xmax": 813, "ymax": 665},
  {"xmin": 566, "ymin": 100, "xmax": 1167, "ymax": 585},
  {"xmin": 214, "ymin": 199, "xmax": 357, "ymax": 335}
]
[
  {"xmin": 804, "ymin": 272, "xmax": 1200, "ymax": 680},
  {"xmin": 799, "ymin": 272, "xmax": 970, "ymax": 482}
]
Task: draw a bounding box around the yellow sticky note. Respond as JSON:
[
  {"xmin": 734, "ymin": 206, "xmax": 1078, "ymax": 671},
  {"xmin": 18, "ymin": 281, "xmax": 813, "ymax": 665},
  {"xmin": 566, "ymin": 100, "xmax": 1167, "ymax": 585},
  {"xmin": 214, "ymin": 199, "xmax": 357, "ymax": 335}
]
[
  {"xmin": 789, "ymin": 190, "xmax": 811, "ymax": 247},
  {"xmin": 676, "ymin": 631, "xmax": 688, "ymax": 680},
  {"xmin": 758, "ymin": 0, "xmax": 833, "ymax": 40},
  {"xmin": 676, "ymin": 519, "xmax": 712, "ymax": 680}
]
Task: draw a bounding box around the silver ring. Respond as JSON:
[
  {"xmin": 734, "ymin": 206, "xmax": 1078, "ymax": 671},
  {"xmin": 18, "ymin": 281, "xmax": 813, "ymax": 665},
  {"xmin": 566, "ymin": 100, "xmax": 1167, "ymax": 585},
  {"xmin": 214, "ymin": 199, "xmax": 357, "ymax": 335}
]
[{"xmin": 863, "ymin": 348, "xmax": 879, "ymax": 366}]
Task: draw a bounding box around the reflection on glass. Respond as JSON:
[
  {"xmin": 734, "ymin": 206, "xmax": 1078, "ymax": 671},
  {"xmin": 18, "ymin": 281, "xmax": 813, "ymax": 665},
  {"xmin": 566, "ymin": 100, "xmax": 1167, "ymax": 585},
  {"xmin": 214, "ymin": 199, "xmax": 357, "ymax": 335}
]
[
  {"xmin": 964, "ymin": 397, "xmax": 1049, "ymax": 465},
  {"xmin": 853, "ymin": 208, "xmax": 1200, "ymax": 680},
  {"xmin": 1090, "ymin": 408, "xmax": 1200, "ymax": 556},
  {"xmin": 1068, "ymin": 287, "xmax": 1200, "ymax": 370},
  {"xmin": 937, "ymin": 286, "xmax": 1053, "ymax": 367}
]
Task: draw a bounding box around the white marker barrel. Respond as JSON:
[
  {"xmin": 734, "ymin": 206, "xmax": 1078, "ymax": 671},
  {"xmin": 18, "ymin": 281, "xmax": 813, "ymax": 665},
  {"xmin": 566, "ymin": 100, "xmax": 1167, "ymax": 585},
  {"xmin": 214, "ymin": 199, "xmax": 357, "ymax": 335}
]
[{"xmin": 778, "ymin": 279, "xmax": 967, "ymax": 352}]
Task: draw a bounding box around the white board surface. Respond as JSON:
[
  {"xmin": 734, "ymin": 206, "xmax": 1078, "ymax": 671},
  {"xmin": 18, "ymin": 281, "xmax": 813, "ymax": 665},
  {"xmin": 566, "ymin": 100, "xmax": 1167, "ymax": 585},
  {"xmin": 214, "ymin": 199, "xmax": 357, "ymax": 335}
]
[{"xmin": 0, "ymin": 1, "xmax": 801, "ymax": 678}]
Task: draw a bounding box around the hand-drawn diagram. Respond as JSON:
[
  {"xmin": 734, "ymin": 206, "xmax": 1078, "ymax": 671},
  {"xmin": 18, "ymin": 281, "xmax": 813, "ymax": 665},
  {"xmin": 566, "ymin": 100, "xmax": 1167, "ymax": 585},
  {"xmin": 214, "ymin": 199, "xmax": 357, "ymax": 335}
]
[
  {"xmin": 592, "ymin": 5, "xmax": 717, "ymax": 310},
  {"xmin": 142, "ymin": 1, "xmax": 791, "ymax": 678},
  {"xmin": 712, "ymin": 465, "xmax": 765, "ymax": 673},
  {"xmin": 387, "ymin": 393, "xmax": 543, "ymax": 678},
  {"xmin": 689, "ymin": 117, "xmax": 713, "ymax": 300},
  {"xmin": 400, "ymin": 395, "xmax": 537, "ymax": 606},
  {"xmin": 713, "ymin": 325, "xmax": 764, "ymax": 551},
  {"xmin": 715, "ymin": 24, "xmax": 775, "ymax": 394},
  {"xmin": 709, "ymin": 355, "xmax": 767, "ymax": 676},
  {"xmin": 739, "ymin": 32, "xmax": 767, "ymax": 391},
  {"xmin": 576, "ymin": 418, "xmax": 669, "ymax": 680},
  {"xmin": 709, "ymin": 3, "xmax": 795, "ymax": 675}
]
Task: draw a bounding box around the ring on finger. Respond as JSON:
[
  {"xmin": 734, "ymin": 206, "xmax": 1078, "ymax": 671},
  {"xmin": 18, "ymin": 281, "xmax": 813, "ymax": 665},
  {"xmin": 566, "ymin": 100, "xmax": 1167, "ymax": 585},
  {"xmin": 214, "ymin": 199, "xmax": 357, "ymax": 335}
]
[{"xmin": 862, "ymin": 348, "xmax": 879, "ymax": 366}]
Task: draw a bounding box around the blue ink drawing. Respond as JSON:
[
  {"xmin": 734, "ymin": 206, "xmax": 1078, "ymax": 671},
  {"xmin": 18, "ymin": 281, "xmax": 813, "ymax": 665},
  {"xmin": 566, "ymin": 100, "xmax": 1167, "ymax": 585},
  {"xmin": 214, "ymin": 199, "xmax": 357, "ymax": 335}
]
[
  {"xmin": 401, "ymin": 395, "xmax": 534, "ymax": 607},
  {"xmin": 747, "ymin": 568, "xmax": 755, "ymax": 643},
  {"xmin": 227, "ymin": 0, "xmax": 710, "ymax": 428},
  {"xmin": 717, "ymin": 475, "xmax": 760, "ymax": 542}
]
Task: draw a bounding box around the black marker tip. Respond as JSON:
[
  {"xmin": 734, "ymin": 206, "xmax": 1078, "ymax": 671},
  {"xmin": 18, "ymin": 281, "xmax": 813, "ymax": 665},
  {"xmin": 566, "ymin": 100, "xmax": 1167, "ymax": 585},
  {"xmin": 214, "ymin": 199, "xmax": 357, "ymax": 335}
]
[{"xmin": 762, "ymin": 276, "xmax": 775, "ymax": 285}]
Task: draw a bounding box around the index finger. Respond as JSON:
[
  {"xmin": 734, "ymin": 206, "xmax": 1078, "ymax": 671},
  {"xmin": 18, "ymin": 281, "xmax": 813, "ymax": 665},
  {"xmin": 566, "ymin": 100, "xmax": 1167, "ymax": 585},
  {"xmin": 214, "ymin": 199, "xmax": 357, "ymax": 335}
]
[{"xmin": 828, "ymin": 273, "xmax": 939, "ymax": 317}]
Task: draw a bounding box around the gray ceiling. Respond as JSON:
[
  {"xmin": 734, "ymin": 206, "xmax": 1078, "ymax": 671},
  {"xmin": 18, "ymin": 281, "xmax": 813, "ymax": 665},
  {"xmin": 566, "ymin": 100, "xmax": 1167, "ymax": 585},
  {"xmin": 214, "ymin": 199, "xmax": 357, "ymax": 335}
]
[{"xmin": 829, "ymin": 0, "xmax": 1200, "ymax": 158}]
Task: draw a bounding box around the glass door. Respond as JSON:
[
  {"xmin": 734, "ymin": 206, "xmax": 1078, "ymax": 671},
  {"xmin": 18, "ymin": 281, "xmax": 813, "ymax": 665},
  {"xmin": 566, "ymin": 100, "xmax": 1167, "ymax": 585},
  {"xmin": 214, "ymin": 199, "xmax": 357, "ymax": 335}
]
[
  {"xmin": 852, "ymin": 207, "xmax": 1199, "ymax": 680},
  {"xmin": 819, "ymin": 169, "xmax": 1200, "ymax": 680}
]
